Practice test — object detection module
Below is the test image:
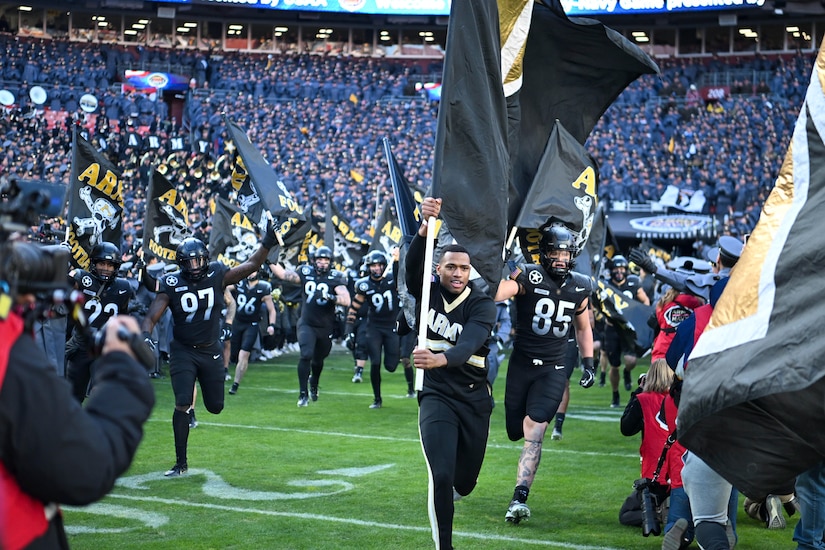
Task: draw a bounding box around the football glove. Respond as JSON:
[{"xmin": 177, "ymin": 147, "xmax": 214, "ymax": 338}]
[
  {"xmin": 221, "ymin": 323, "xmax": 233, "ymax": 342},
  {"xmin": 142, "ymin": 331, "xmax": 157, "ymax": 353},
  {"xmin": 344, "ymin": 333, "xmax": 356, "ymax": 351},
  {"xmin": 579, "ymin": 357, "xmax": 596, "ymax": 389},
  {"xmin": 262, "ymin": 217, "xmax": 279, "ymax": 250},
  {"xmin": 628, "ymin": 248, "xmax": 657, "ymax": 274}
]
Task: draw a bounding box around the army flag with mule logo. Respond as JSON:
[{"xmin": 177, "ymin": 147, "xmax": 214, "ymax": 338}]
[{"xmin": 66, "ymin": 127, "xmax": 124, "ymax": 269}]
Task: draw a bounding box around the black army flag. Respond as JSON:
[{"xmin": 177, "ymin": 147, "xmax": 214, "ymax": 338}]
[
  {"xmin": 66, "ymin": 127, "xmax": 124, "ymax": 269},
  {"xmin": 143, "ymin": 169, "xmax": 191, "ymax": 263}
]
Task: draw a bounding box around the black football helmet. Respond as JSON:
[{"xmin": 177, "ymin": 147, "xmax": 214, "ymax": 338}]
[
  {"xmin": 176, "ymin": 238, "xmax": 209, "ymax": 281},
  {"xmin": 364, "ymin": 250, "xmax": 388, "ymax": 278},
  {"xmin": 90, "ymin": 241, "xmax": 122, "ymax": 282},
  {"xmin": 314, "ymin": 246, "xmax": 333, "ymax": 274},
  {"xmin": 611, "ymin": 255, "xmax": 629, "ymax": 282},
  {"xmin": 539, "ymin": 225, "xmax": 577, "ymax": 280}
]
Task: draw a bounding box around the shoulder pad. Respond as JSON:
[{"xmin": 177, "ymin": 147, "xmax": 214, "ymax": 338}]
[
  {"xmin": 259, "ymin": 281, "xmax": 272, "ymax": 294},
  {"xmin": 570, "ymin": 272, "xmax": 594, "ymax": 292},
  {"xmin": 163, "ymin": 271, "xmax": 183, "ymax": 287},
  {"xmin": 299, "ymin": 265, "xmax": 313, "ymax": 276},
  {"xmin": 627, "ymin": 275, "xmax": 642, "ymax": 286},
  {"xmin": 356, "ymin": 277, "xmax": 370, "ymax": 291},
  {"xmin": 516, "ymin": 264, "xmax": 544, "ymax": 285},
  {"xmin": 331, "ymin": 269, "xmax": 347, "ymax": 283}
]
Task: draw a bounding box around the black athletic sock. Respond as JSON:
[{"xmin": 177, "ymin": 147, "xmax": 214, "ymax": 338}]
[
  {"xmin": 555, "ymin": 413, "xmax": 565, "ymax": 430},
  {"xmin": 172, "ymin": 409, "xmax": 190, "ymax": 466},
  {"xmin": 404, "ymin": 365, "xmax": 414, "ymax": 391},
  {"xmin": 513, "ymin": 485, "xmax": 530, "ymax": 503}
]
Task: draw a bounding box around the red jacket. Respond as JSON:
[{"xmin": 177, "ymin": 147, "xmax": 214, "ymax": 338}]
[
  {"xmin": 651, "ymin": 294, "xmax": 703, "ymax": 360},
  {"xmin": 0, "ymin": 311, "xmax": 155, "ymax": 549}
]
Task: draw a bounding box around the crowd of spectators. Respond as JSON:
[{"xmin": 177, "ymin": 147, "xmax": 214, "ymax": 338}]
[{"xmin": 0, "ymin": 34, "xmax": 814, "ymax": 247}]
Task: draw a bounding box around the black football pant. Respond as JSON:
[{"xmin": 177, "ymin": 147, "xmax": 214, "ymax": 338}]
[
  {"xmin": 418, "ymin": 384, "xmax": 492, "ymax": 550},
  {"xmin": 367, "ymin": 324, "xmax": 400, "ymax": 401},
  {"xmin": 296, "ymin": 323, "xmax": 333, "ymax": 394}
]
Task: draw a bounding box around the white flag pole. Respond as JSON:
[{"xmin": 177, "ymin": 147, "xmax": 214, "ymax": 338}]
[{"xmin": 414, "ymin": 215, "xmax": 437, "ymax": 391}]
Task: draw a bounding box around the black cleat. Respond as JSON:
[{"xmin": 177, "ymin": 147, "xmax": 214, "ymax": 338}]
[
  {"xmin": 188, "ymin": 410, "xmax": 198, "ymax": 429},
  {"xmin": 164, "ymin": 463, "xmax": 188, "ymax": 477},
  {"xmin": 229, "ymin": 382, "xmax": 239, "ymax": 395}
]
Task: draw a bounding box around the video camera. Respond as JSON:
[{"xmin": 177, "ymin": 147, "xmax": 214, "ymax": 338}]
[
  {"xmin": 0, "ymin": 179, "xmax": 154, "ymax": 369},
  {"xmin": 0, "ymin": 178, "xmax": 68, "ymax": 305}
]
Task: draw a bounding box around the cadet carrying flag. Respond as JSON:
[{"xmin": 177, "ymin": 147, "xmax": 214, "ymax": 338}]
[
  {"xmin": 676, "ymin": 41, "xmax": 825, "ymax": 501},
  {"xmin": 432, "ymin": 0, "xmax": 510, "ymax": 297},
  {"xmin": 143, "ymin": 169, "xmax": 191, "ymax": 263},
  {"xmin": 224, "ymin": 117, "xmax": 305, "ymax": 232},
  {"xmin": 210, "ymin": 196, "xmax": 259, "ymax": 268},
  {"xmin": 65, "ymin": 126, "xmax": 124, "ymax": 269}
]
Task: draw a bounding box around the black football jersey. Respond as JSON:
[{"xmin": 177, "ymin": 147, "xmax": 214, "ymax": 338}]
[
  {"xmin": 353, "ymin": 274, "xmax": 398, "ymax": 328},
  {"xmin": 72, "ymin": 270, "xmax": 133, "ymax": 336},
  {"xmin": 234, "ymin": 279, "xmax": 272, "ymax": 324},
  {"xmin": 512, "ymin": 264, "xmax": 591, "ymax": 365},
  {"xmin": 296, "ymin": 266, "xmax": 347, "ymax": 329},
  {"xmin": 158, "ymin": 261, "xmax": 229, "ymax": 346},
  {"xmin": 612, "ymin": 274, "xmax": 643, "ymax": 301}
]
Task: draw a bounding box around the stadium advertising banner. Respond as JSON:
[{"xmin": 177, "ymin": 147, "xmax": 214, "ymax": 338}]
[
  {"xmin": 149, "ymin": 0, "xmax": 764, "ymax": 15},
  {"xmin": 151, "ymin": 0, "xmax": 452, "ymax": 16},
  {"xmin": 561, "ymin": 0, "xmax": 765, "ymax": 15}
]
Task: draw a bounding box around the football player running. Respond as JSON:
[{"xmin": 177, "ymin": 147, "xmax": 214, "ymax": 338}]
[
  {"xmin": 269, "ymin": 246, "xmax": 350, "ymax": 407},
  {"xmin": 345, "ymin": 249, "xmax": 408, "ymax": 409},
  {"xmin": 226, "ymin": 269, "xmax": 277, "ymax": 395},
  {"xmin": 494, "ymin": 225, "xmax": 595, "ymax": 524},
  {"xmin": 141, "ymin": 224, "xmax": 278, "ymax": 477},
  {"xmin": 66, "ymin": 241, "xmax": 134, "ymax": 403}
]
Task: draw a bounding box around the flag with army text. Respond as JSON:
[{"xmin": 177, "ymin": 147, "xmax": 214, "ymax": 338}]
[
  {"xmin": 143, "ymin": 169, "xmax": 192, "ymax": 263},
  {"xmin": 66, "ymin": 127, "xmax": 124, "ymax": 269}
]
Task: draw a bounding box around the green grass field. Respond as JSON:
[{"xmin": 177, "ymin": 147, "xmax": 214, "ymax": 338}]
[{"xmin": 64, "ymin": 348, "xmax": 795, "ymax": 549}]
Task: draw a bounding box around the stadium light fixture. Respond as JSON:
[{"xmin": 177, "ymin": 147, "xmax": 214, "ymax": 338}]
[
  {"xmin": 138, "ymin": 19, "xmax": 149, "ymax": 24},
  {"xmin": 18, "ymin": 5, "xmax": 33, "ymax": 11},
  {"xmin": 185, "ymin": 22, "xmax": 198, "ymax": 28}
]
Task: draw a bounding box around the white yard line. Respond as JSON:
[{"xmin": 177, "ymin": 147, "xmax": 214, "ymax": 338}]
[
  {"xmin": 101, "ymin": 493, "xmax": 625, "ymax": 550},
  {"xmin": 146, "ymin": 418, "xmax": 637, "ymax": 459}
]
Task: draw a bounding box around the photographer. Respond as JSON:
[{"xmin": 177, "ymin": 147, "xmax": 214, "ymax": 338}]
[
  {"xmin": 619, "ymin": 360, "xmax": 674, "ymax": 537},
  {"xmin": 0, "ymin": 242, "xmax": 155, "ymax": 549}
]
